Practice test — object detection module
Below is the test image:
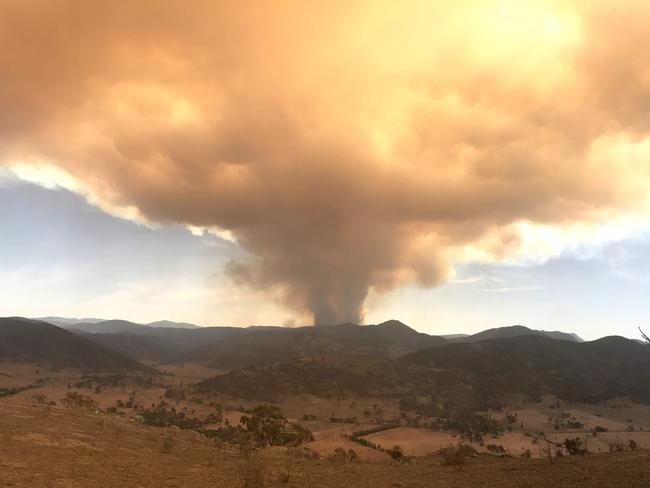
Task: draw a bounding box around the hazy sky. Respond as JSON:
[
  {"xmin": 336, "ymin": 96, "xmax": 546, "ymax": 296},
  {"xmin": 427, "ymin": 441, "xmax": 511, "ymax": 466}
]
[
  {"xmin": 1, "ymin": 1, "xmax": 650, "ymax": 337},
  {"xmin": 2, "ymin": 176, "xmax": 649, "ymax": 340}
]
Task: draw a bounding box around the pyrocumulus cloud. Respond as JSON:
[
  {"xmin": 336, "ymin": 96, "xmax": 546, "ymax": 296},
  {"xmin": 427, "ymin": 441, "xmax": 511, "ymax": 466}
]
[{"xmin": 1, "ymin": 0, "xmax": 650, "ymax": 324}]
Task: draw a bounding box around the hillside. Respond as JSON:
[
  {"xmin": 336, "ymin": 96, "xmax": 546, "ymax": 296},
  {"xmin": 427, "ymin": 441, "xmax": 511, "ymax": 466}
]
[
  {"xmin": 313, "ymin": 320, "xmax": 446, "ymax": 356},
  {"xmin": 4, "ymin": 402, "xmax": 650, "ymax": 488},
  {"xmin": 66, "ymin": 319, "xmax": 163, "ymax": 334},
  {"xmin": 58, "ymin": 318, "xmax": 202, "ymax": 331},
  {"xmin": 36, "ymin": 316, "xmax": 105, "ymax": 327},
  {"xmin": 0, "ymin": 317, "xmax": 152, "ymax": 373},
  {"xmin": 198, "ymin": 353, "xmax": 406, "ymax": 400},
  {"xmin": 68, "ymin": 320, "xmax": 243, "ymax": 362},
  {"xmin": 147, "ymin": 320, "xmax": 201, "ymax": 329},
  {"xmin": 76, "ymin": 332, "xmax": 172, "ymax": 363},
  {"xmin": 179, "ymin": 321, "xmax": 446, "ymax": 368},
  {"xmin": 402, "ymin": 335, "xmax": 650, "ymax": 404},
  {"xmin": 199, "ymin": 334, "xmax": 650, "ymax": 408},
  {"xmin": 453, "ymin": 325, "xmax": 583, "ymax": 343},
  {"xmin": 66, "ymin": 319, "xmax": 446, "ymax": 365},
  {"xmin": 180, "ymin": 328, "xmax": 345, "ymax": 367}
]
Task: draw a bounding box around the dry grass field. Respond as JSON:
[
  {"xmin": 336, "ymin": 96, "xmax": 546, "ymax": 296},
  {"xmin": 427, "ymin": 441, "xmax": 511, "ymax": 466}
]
[
  {"xmin": 4, "ymin": 361, "xmax": 650, "ymax": 463},
  {"xmin": 3, "ymin": 401, "xmax": 650, "ymax": 487},
  {"xmin": 362, "ymin": 427, "xmax": 461, "ymax": 457},
  {"xmin": 4, "ymin": 350, "xmax": 650, "ymax": 487}
]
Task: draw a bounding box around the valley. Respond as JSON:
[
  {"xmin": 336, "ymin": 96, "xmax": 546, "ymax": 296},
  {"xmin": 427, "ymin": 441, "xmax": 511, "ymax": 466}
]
[{"xmin": 3, "ymin": 317, "xmax": 650, "ymax": 486}]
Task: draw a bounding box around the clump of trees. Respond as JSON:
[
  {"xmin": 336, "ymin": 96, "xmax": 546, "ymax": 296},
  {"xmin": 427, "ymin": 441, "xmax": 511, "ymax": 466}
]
[
  {"xmin": 327, "ymin": 447, "xmax": 359, "ymax": 463},
  {"xmin": 139, "ymin": 401, "xmax": 204, "ymax": 430},
  {"xmin": 328, "ymin": 416, "xmax": 357, "ymax": 423},
  {"xmin": 241, "ymin": 404, "xmax": 312, "ymax": 447},
  {"xmin": 0, "ymin": 385, "xmax": 34, "ymax": 398},
  {"xmin": 440, "ymin": 413, "xmax": 502, "ymax": 442},
  {"xmin": 132, "ymin": 400, "xmax": 311, "ymax": 449},
  {"xmin": 345, "ymin": 425, "xmax": 410, "ymax": 461},
  {"xmin": 240, "ymin": 405, "xmax": 287, "ymax": 447},
  {"xmin": 345, "ymin": 424, "xmax": 397, "ymax": 451},
  {"xmin": 61, "ymin": 391, "xmax": 98, "ymax": 410},
  {"xmin": 164, "ymin": 387, "xmax": 185, "ymax": 401},
  {"xmin": 115, "ymin": 396, "xmax": 137, "ymax": 409}
]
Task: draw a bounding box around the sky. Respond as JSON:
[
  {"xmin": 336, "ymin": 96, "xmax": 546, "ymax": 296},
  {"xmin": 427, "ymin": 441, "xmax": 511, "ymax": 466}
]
[{"xmin": 1, "ymin": 1, "xmax": 650, "ymax": 339}]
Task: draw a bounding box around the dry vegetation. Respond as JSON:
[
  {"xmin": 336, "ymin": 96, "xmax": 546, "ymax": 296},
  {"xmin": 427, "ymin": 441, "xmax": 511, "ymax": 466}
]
[
  {"xmin": 3, "ymin": 364, "xmax": 650, "ymax": 488},
  {"xmin": 3, "ymin": 401, "xmax": 650, "ymax": 487},
  {"xmin": 4, "ymin": 318, "xmax": 650, "ymax": 486}
]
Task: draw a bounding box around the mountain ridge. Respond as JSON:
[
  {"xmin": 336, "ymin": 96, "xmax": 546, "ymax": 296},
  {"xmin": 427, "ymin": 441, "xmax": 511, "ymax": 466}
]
[
  {"xmin": 452, "ymin": 325, "xmax": 583, "ymax": 343},
  {"xmin": 0, "ymin": 317, "xmax": 153, "ymax": 373},
  {"xmin": 199, "ymin": 333, "xmax": 650, "ymax": 406}
]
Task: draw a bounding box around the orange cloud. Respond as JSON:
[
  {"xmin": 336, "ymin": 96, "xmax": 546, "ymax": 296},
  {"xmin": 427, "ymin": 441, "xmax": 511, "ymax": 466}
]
[{"xmin": 1, "ymin": 0, "xmax": 650, "ymax": 324}]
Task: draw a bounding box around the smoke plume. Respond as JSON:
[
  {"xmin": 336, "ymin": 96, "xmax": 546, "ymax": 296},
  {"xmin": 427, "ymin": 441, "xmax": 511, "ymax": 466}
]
[{"xmin": 1, "ymin": 1, "xmax": 650, "ymax": 324}]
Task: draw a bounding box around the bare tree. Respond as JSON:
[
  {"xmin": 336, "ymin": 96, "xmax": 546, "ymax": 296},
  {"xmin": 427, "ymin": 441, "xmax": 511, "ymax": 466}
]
[{"xmin": 639, "ymin": 327, "xmax": 650, "ymax": 343}]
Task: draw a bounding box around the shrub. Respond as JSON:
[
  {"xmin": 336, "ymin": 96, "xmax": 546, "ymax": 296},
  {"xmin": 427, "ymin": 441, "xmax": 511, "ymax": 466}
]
[
  {"xmin": 239, "ymin": 443, "xmax": 266, "ymax": 488},
  {"xmin": 563, "ymin": 437, "xmax": 586, "ymax": 455},
  {"xmin": 61, "ymin": 391, "xmax": 98, "ymax": 410},
  {"xmin": 486, "ymin": 444, "xmax": 506, "ymax": 455},
  {"xmin": 161, "ymin": 433, "xmax": 174, "ymax": 453},
  {"xmin": 327, "ymin": 447, "xmax": 358, "ymax": 463},
  {"xmin": 32, "ymin": 394, "xmax": 56, "ymax": 405},
  {"xmin": 387, "ymin": 445, "xmax": 404, "ymax": 461},
  {"xmin": 437, "ymin": 444, "xmax": 477, "ymax": 466}
]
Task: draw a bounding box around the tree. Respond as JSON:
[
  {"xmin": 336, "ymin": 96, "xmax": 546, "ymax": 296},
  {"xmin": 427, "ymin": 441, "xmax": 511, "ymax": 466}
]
[
  {"xmin": 563, "ymin": 437, "xmax": 586, "ymax": 455},
  {"xmin": 241, "ymin": 404, "xmax": 287, "ymax": 447},
  {"xmin": 387, "ymin": 445, "xmax": 404, "ymax": 461}
]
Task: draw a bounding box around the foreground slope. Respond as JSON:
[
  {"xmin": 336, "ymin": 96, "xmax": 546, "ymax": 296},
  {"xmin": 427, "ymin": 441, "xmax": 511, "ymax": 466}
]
[
  {"xmin": 2, "ymin": 401, "xmax": 650, "ymax": 488},
  {"xmin": 0, "ymin": 317, "xmax": 152, "ymax": 373}
]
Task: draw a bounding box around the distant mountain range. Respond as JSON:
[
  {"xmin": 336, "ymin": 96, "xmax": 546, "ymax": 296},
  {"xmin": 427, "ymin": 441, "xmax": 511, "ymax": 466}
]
[
  {"xmin": 42, "ymin": 318, "xmax": 445, "ymax": 365},
  {"xmin": 43, "ymin": 316, "xmax": 583, "ymax": 339},
  {"xmin": 6, "ymin": 315, "xmax": 647, "ymax": 408},
  {"xmin": 449, "ymin": 325, "xmax": 583, "ymax": 343},
  {"xmin": 35, "ymin": 318, "xmax": 585, "ymax": 364},
  {"xmin": 19, "ymin": 317, "xmax": 585, "ymax": 366},
  {"xmin": 39, "ymin": 317, "xmax": 200, "ymax": 329}
]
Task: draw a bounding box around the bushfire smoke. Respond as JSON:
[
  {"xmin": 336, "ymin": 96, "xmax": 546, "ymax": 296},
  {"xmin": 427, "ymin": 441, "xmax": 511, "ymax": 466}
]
[{"xmin": 1, "ymin": 1, "xmax": 650, "ymax": 324}]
